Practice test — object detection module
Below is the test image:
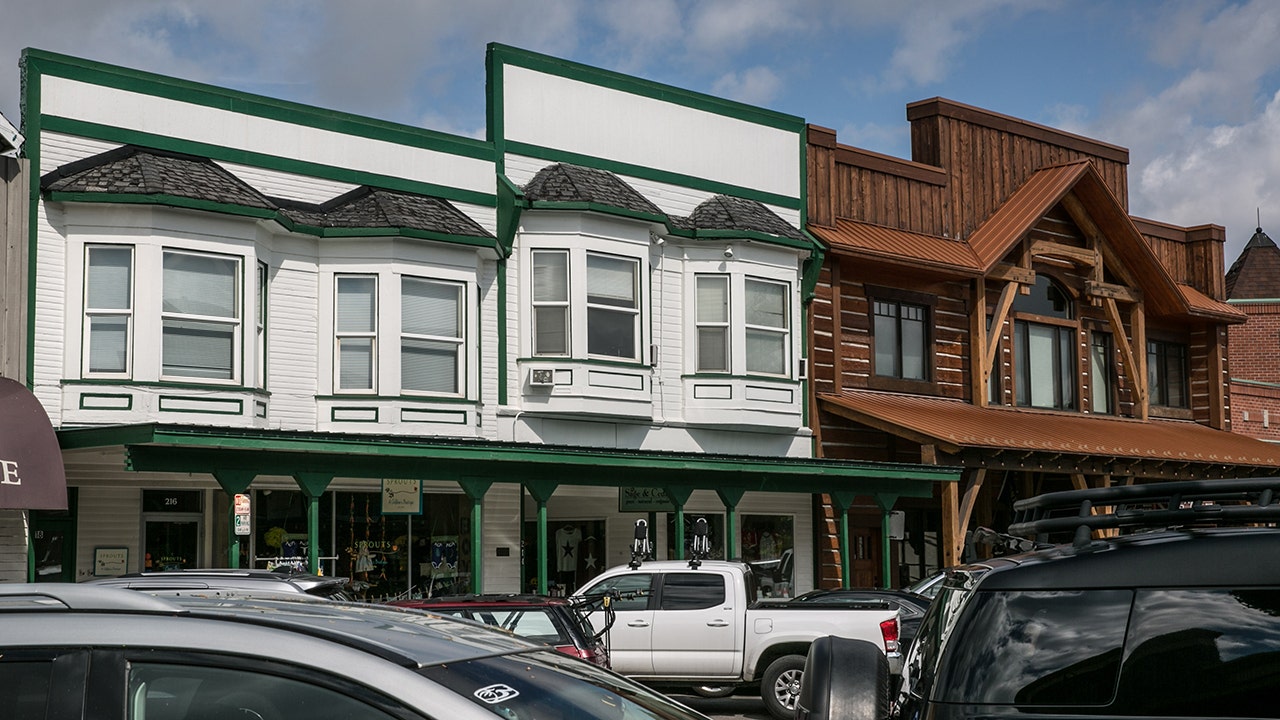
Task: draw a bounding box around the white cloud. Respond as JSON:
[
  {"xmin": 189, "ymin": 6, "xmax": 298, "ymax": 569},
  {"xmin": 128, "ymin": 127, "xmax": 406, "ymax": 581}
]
[{"xmin": 711, "ymin": 66, "xmax": 783, "ymax": 105}]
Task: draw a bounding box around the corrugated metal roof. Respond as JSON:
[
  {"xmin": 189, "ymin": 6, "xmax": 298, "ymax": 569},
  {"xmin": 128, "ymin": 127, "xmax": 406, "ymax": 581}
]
[
  {"xmin": 820, "ymin": 389, "xmax": 1280, "ymax": 467},
  {"xmin": 809, "ymin": 219, "xmax": 980, "ymax": 273},
  {"xmin": 967, "ymin": 161, "xmax": 1087, "ymax": 267},
  {"xmin": 1178, "ymin": 283, "xmax": 1247, "ymax": 322}
]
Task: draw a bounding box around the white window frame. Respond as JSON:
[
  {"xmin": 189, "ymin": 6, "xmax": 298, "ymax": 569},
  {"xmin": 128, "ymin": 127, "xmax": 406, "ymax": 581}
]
[
  {"xmin": 334, "ymin": 274, "xmax": 379, "ymax": 393},
  {"xmin": 160, "ymin": 248, "xmax": 243, "ymax": 383},
  {"xmin": 584, "ymin": 251, "xmax": 641, "ymax": 362},
  {"xmin": 400, "ymin": 275, "xmax": 465, "ymax": 396},
  {"xmin": 82, "ymin": 244, "xmax": 135, "ymax": 378},
  {"xmin": 743, "ymin": 277, "xmax": 790, "ymax": 377},
  {"xmin": 695, "ymin": 274, "xmax": 730, "ymax": 372},
  {"xmin": 528, "ymin": 247, "xmax": 646, "ymax": 363},
  {"xmin": 256, "ymin": 261, "xmax": 268, "ymax": 390}
]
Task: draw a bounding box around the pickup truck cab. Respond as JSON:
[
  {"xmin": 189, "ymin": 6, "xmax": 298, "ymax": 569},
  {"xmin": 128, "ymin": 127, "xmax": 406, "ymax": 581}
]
[{"xmin": 576, "ymin": 560, "xmax": 900, "ymax": 720}]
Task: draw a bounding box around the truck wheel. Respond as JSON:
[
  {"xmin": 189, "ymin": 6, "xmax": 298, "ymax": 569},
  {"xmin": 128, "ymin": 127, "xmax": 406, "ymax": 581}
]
[
  {"xmin": 794, "ymin": 636, "xmax": 890, "ymax": 720},
  {"xmin": 691, "ymin": 685, "xmax": 736, "ymax": 698},
  {"xmin": 761, "ymin": 654, "xmax": 806, "ymax": 720}
]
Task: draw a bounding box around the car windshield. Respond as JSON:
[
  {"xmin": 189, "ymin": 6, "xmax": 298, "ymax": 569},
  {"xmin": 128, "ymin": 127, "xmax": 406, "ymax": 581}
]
[{"xmin": 418, "ymin": 647, "xmax": 708, "ymax": 719}]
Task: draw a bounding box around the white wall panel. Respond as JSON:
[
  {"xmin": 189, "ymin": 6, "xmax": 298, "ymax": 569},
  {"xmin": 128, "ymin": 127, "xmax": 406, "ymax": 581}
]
[
  {"xmin": 75, "ymin": 486, "xmax": 141, "ymax": 580},
  {"xmin": 503, "ymin": 66, "xmax": 800, "ymax": 200},
  {"xmin": 481, "ymin": 483, "xmax": 522, "ymax": 592},
  {"xmin": 0, "ymin": 510, "xmax": 28, "ymax": 582},
  {"xmin": 42, "ymin": 77, "xmax": 494, "ymax": 195}
]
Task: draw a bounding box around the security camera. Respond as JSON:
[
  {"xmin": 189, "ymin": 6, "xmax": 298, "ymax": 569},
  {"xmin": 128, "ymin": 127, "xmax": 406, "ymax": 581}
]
[{"xmin": 723, "ymin": 245, "xmax": 734, "ymax": 259}]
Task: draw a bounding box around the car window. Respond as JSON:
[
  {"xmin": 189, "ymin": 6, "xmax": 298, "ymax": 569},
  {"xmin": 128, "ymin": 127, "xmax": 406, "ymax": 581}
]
[
  {"xmin": 128, "ymin": 662, "xmax": 403, "ymax": 720},
  {"xmin": 1113, "ymin": 588, "xmax": 1280, "ymax": 718},
  {"xmin": 659, "ymin": 573, "xmax": 724, "ymax": 611},
  {"xmin": 0, "ymin": 657, "xmax": 54, "ymax": 720},
  {"xmin": 933, "ymin": 589, "xmax": 1131, "ymax": 706},
  {"xmin": 498, "ymin": 609, "xmax": 565, "ymax": 644},
  {"xmin": 580, "ymin": 574, "xmax": 653, "ymax": 611}
]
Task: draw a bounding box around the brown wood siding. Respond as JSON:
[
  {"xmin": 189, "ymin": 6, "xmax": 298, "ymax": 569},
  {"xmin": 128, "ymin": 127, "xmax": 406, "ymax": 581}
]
[
  {"xmin": 921, "ymin": 114, "xmax": 1130, "ymax": 245},
  {"xmin": 1142, "ymin": 230, "xmax": 1227, "ymax": 299}
]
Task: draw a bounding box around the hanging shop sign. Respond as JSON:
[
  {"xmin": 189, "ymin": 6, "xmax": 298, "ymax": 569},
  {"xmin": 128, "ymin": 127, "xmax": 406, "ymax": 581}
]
[
  {"xmin": 0, "ymin": 377, "xmax": 67, "ymax": 510},
  {"xmin": 381, "ymin": 478, "xmax": 422, "ymax": 514},
  {"xmin": 619, "ymin": 486, "xmax": 675, "ymax": 512}
]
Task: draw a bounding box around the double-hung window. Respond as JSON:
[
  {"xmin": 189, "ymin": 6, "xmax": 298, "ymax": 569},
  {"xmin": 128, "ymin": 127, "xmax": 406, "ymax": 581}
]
[
  {"xmin": 531, "ymin": 250, "xmax": 642, "ymax": 362},
  {"xmin": 532, "ymin": 250, "xmax": 569, "ymax": 355},
  {"xmin": 745, "ymin": 279, "xmax": 788, "ymax": 376},
  {"xmin": 84, "ymin": 245, "xmax": 134, "ymax": 376},
  {"xmin": 1148, "ymin": 339, "xmax": 1188, "ymax": 408},
  {"xmin": 1090, "ymin": 331, "xmax": 1114, "ymax": 414},
  {"xmin": 586, "ymin": 253, "xmax": 640, "ymax": 360},
  {"xmin": 335, "ymin": 275, "xmax": 377, "ymax": 392},
  {"xmin": 161, "ymin": 250, "xmax": 240, "ymax": 381},
  {"xmin": 256, "ymin": 261, "xmax": 268, "ymax": 389},
  {"xmin": 696, "ymin": 276, "xmax": 730, "ymax": 372},
  {"xmin": 401, "ymin": 277, "xmax": 464, "ymax": 394}
]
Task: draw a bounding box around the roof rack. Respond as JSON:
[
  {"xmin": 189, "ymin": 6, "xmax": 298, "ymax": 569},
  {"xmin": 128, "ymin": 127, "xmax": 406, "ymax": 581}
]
[{"xmin": 1009, "ymin": 477, "xmax": 1280, "ymax": 547}]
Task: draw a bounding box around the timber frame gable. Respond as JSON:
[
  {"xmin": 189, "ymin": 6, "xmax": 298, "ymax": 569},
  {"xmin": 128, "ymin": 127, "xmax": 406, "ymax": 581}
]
[{"xmin": 806, "ymin": 99, "xmax": 1277, "ymax": 583}]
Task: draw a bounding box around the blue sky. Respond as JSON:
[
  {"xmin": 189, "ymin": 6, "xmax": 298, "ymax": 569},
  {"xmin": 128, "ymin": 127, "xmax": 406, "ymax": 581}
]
[{"xmin": 4, "ymin": 0, "xmax": 1279, "ymax": 264}]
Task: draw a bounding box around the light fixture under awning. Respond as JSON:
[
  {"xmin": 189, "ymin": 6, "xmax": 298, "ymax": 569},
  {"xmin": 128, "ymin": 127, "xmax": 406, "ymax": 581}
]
[{"xmin": 0, "ymin": 377, "xmax": 67, "ymax": 510}]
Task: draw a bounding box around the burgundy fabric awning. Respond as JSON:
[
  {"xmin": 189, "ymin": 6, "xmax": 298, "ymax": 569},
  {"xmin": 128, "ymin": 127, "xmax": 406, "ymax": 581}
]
[{"xmin": 0, "ymin": 377, "xmax": 67, "ymax": 510}]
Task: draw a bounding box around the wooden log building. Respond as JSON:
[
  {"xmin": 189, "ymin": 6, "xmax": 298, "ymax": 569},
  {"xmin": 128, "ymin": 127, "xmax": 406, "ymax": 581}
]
[{"xmin": 805, "ymin": 98, "xmax": 1280, "ymax": 587}]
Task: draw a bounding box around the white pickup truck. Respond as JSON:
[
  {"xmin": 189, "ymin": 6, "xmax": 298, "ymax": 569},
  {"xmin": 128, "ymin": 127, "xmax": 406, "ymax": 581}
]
[{"xmin": 574, "ymin": 560, "xmax": 900, "ymax": 720}]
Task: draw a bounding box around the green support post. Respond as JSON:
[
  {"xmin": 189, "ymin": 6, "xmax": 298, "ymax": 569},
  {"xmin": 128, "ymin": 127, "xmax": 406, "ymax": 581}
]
[
  {"xmin": 293, "ymin": 473, "xmax": 333, "ymax": 575},
  {"xmin": 716, "ymin": 488, "xmax": 746, "ymax": 560},
  {"xmin": 831, "ymin": 492, "xmax": 858, "ymax": 589},
  {"xmin": 459, "ymin": 479, "xmax": 492, "ymax": 594},
  {"xmin": 876, "ymin": 494, "xmax": 900, "ymax": 589},
  {"xmin": 524, "ymin": 480, "xmax": 558, "ymax": 595},
  {"xmin": 663, "ymin": 487, "xmax": 694, "ymax": 560},
  {"xmin": 212, "ymin": 471, "xmax": 256, "ymax": 568}
]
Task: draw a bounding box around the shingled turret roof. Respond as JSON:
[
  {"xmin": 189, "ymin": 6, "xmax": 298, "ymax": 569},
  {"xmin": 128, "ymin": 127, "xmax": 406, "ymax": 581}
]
[
  {"xmin": 685, "ymin": 194, "xmax": 805, "ymax": 241},
  {"xmin": 275, "ymin": 187, "xmax": 493, "ymax": 238},
  {"xmin": 41, "ymin": 145, "xmax": 276, "ymax": 210},
  {"xmin": 523, "ymin": 163, "xmax": 663, "ymax": 217},
  {"xmin": 1226, "ymin": 226, "xmax": 1280, "ymax": 299}
]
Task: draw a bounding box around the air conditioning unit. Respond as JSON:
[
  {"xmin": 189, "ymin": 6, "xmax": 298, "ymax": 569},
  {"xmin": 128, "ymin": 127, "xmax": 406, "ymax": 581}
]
[{"xmin": 528, "ymin": 368, "xmax": 555, "ymax": 387}]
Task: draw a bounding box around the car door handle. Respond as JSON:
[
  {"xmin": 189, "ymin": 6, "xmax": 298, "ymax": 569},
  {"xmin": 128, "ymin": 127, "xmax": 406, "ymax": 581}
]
[
  {"xmin": 707, "ymin": 620, "xmax": 729, "ymax": 627},
  {"xmin": 627, "ymin": 620, "xmax": 650, "ymax": 627}
]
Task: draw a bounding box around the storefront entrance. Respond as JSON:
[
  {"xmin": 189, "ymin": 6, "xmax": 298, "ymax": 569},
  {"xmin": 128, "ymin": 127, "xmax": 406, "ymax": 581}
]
[
  {"xmin": 30, "ymin": 488, "xmax": 78, "ymax": 583},
  {"xmin": 141, "ymin": 490, "xmax": 202, "ymax": 571}
]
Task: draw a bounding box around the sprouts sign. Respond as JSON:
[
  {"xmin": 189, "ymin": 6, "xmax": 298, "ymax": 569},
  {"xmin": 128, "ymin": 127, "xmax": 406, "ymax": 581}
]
[{"xmin": 0, "ymin": 378, "xmax": 67, "ymax": 509}]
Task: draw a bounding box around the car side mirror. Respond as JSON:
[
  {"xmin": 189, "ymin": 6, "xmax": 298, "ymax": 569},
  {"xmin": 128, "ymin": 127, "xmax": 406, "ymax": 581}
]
[{"xmin": 796, "ymin": 635, "xmax": 890, "ymax": 720}]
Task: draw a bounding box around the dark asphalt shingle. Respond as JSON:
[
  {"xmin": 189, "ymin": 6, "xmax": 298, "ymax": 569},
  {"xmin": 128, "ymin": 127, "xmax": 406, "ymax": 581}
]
[
  {"xmin": 523, "ymin": 163, "xmax": 662, "ymax": 217},
  {"xmin": 276, "ymin": 187, "xmax": 493, "ymax": 238},
  {"xmin": 1226, "ymin": 226, "xmax": 1280, "ymax": 299},
  {"xmin": 683, "ymin": 194, "xmax": 805, "ymax": 241}
]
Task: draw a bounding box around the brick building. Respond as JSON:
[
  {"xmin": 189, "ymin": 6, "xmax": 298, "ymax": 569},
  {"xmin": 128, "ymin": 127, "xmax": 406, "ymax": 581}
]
[{"xmin": 1226, "ymin": 225, "xmax": 1280, "ymax": 443}]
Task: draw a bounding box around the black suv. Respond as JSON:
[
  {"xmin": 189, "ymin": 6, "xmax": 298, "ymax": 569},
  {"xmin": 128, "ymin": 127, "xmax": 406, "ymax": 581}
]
[
  {"xmin": 797, "ymin": 478, "xmax": 1280, "ymax": 720},
  {"xmin": 88, "ymin": 567, "xmax": 353, "ymax": 600}
]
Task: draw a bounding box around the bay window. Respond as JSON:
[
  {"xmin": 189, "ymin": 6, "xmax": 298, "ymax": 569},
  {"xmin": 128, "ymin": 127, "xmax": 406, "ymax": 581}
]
[
  {"xmin": 161, "ymin": 250, "xmax": 240, "ymax": 381},
  {"xmin": 84, "ymin": 245, "xmax": 133, "ymax": 376},
  {"xmin": 586, "ymin": 253, "xmax": 639, "ymax": 360},
  {"xmin": 335, "ymin": 275, "xmax": 377, "ymax": 392},
  {"xmin": 696, "ymin": 276, "xmax": 730, "ymax": 372},
  {"xmin": 530, "ymin": 249, "xmax": 643, "ymax": 362},
  {"xmin": 693, "ymin": 274, "xmax": 791, "ymax": 378},
  {"xmin": 401, "ymin": 277, "xmax": 463, "ymax": 394},
  {"xmin": 745, "ymin": 279, "xmax": 788, "ymax": 376}
]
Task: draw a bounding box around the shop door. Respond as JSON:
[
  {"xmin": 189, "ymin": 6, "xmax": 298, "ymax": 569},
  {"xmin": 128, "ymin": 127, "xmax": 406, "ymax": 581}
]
[
  {"xmin": 143, "ymin": 518, "xmax": 201, "ymax": 571},
  {"xmin": 30, "ymin": 488, "xmax": 77, "ymax": 582},
  {"xmin": 850, "ymin": 527, "xmax": 879, "ymax": 588}
]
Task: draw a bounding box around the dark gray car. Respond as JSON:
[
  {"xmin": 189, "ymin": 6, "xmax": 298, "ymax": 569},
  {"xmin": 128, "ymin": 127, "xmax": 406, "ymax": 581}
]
[
  {"xmin": 0, "ymin": 583, "xmax": 713, "ymax": 720},
  {"xmin": 87, "ymin": 567, "xmax": 353, "ymax": 599}
]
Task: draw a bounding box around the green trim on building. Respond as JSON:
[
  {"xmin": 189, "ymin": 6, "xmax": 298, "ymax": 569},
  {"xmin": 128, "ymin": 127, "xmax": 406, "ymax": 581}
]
[
  {"xmin": 497, "ymin": 261, "xmax": 508, "ymax": 406},
  {"xmin": 507, "ymin": 140, "xmax": 801, "ymax": 211},
  {"xmin": 22, "ymin": 49, "xmax": 492, "ymax": 161},
  {"xmin": 40, "ymin": 116, "xmax": 496, "ymax": 209},
  {"xmin": 519, "ymin": 357, "xmax": 648, "ymax": 371},
  {"xmin": 77, "ymin": 393, "xmax": 133, "ymax": 411},
  {"xmin": 487, "ymin": 44, "xmax": 805, "ymax": 134},
  {"xmin": 56, "ymin": 424, "xmax": 959, "ymax": 494},
  {"xmin": 315, "ymin": 394, "xmax": 477, "ymax": 405}
]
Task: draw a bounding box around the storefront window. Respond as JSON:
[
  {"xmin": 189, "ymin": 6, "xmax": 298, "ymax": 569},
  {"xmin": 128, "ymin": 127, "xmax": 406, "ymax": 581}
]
[
  {"xmin": 252, "ymin": 488, "xmax": 471, "ymax": 601},
  {"xmin": 741, "ymin": 514, "xmax": 793, "ymax": 597},
  {"xmin": 666, "ymin": 513, "xmax": 725, "ymax": 561},
  {"xmin": 523, "ymin": 519, "xmax": 606, "ymax": 596}
]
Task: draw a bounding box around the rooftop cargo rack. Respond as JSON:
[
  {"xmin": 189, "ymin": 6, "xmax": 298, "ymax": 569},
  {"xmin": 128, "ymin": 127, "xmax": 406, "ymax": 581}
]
[{"xmin": 1008, "ymin": 477, "xmax": 1280, "ymax": 547}]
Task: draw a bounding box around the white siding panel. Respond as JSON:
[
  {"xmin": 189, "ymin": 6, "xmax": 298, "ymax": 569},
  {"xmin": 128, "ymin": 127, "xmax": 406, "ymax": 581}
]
[
  {"xmin": 478, "ymin": 258, "xmax": 500, "ymax": 440},
  {"xmin": 42, "ymin": 77, "xmax": 494, "ymax": 195},
  {"xmin": 481, "ymin": 483, "xmax": 523, "ymax": 593},
  {"xmin": 217, "ymin": 161, "xmax": 359, "ymax": 204},
  {"xmin": 40, "ymin": 133, "xmax": 120, "ymax": 175},
  {"xmin": 76, "ymin": 487, "xmax": 141, "ymax": 579},
  {"xmin": 33, "ymin": 200, "xmax": 66, "ymax": 420},
  {"xmin": 0, "ymin": 510, "xmax": 28, "ymax": 582},
  {"xmin": 503, "ymin": 66, "xmax": 799, "ymax": 200},
  {"xmin": 266, "ymin": 247, "xmax": 320, "ymax": 430}
]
